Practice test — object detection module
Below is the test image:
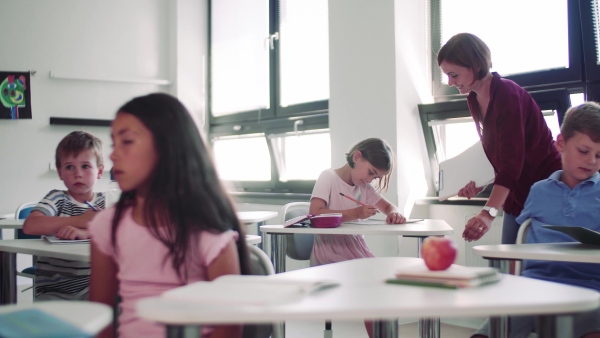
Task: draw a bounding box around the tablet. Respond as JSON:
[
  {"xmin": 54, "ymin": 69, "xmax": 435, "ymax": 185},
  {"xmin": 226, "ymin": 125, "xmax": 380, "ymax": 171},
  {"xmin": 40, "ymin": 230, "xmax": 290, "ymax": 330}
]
[{"xmin": 542, "ymin": 225, "xmax": 600, "ymax": 246}]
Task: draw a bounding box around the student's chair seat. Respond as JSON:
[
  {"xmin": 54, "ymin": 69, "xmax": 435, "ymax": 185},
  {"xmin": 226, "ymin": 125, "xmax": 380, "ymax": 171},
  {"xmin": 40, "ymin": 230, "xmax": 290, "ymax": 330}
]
[
  {"xmin": 14, "ymin": 202, "xmax": 40, "ymax": 289},
  {"xmin": 243, "ymin": 245, "xmax": 276, "ymax": 338},
  {"xmin": 514, "ymin": 218, "xmax": 532, "ymax": 276}
]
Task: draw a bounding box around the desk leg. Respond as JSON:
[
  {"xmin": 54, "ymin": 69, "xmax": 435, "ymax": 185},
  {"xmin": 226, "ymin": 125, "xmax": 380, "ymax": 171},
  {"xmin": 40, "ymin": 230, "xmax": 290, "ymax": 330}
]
[
  {"xmin": 487, "ymin": 259, "xmax": 510, "ymax": 338},
  {"xmin": 535, "ymin": 314, "xmax": 573, "ymax": 338},
  {"xmin": 270, "ymin": 234, "xmax": 286, "ymax": 274},
  {"xmin": 373, "ymin": 319, "xmax": 398, "ymax": 338},
  {"xmin": 166, "ymin": 325, "xmax": 200, "ymax": 338},
  {"xmin": 418, "ymin": 318, "xmax": 439, "ymax": 338},
  {"xmin": 416, "ymin": 237, "xmax": 440, "ymax": 338},
  {"xmin": 256, "ymin": 221, "xmax": 265, "ymax": 249},
  {"xmin": 0, "ymin": 251, "xmax": 16, "ymax": 305}
]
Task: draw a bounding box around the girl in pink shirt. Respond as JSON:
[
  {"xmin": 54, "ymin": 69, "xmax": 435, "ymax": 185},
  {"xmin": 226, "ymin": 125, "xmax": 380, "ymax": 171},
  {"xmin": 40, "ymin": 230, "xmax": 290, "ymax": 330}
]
[{"xmin": 89, "ymin": 93, "xmax": 250, "ymax": 338}]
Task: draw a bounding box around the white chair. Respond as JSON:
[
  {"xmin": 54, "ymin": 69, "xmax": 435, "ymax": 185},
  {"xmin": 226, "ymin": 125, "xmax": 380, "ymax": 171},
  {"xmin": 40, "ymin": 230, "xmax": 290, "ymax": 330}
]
[
  {"xmin": 281, "ymin": 202, "xmax": 314, "ymax": 261},
  {"xmin": 514, "ymin": 218, "xmax": 532, "ymax": 276},
  {"xmin": 243, "ymin": 245, "xmax": 276, "ymax": 338}
]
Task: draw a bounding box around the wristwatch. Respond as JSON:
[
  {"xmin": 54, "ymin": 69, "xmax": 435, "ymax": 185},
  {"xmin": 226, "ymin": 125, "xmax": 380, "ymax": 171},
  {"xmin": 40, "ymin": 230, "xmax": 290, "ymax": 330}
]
[{"xmin": 482, "ymin": 206, "xmax": 498, "ymax": 218}]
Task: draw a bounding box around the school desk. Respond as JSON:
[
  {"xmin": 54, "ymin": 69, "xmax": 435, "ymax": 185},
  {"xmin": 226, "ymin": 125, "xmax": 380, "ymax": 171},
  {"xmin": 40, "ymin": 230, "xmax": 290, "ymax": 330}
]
[
  {"xmin": 0, "ymin": 234, "xmax": 262, "ymax": 305},
  {"xmin": 0, "ymin": 301, "xmax": 113, "ymax": 337},
  {"xmin": 136, "ymin": 256, "xmax": 599, "ymax": 338},
  {"xmin": 260, "ymin": 219, "xmax": 453, "ymax": 273},
  {"xmin": 473, "ymin": 242, "xmax": 600, "ymax": 336},
  {"xmin": 0, "ymin": 218, "xmax": 24, "ymax": 230}
]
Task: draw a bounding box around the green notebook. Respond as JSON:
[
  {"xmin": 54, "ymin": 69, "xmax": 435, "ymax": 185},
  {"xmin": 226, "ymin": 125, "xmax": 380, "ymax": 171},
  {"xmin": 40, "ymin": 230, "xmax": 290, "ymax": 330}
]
[{"xmin": 0, "ymin": 308, "xmax": 92, "ymax": 338}]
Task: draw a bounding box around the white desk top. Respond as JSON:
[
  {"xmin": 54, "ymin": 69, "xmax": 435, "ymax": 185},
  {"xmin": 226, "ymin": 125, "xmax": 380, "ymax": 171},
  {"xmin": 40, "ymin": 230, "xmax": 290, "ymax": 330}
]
[
  {"xmin": 0, "ymin": 218, "xmax": 24, "ymax": 229},
  {"xmin": 0, "ymin": 239, "xmax": 90, "ymax": 261},
  {"xmin": 137, "ymin": 257, "xmax": 599, "ymax": 325},
  {"xmin": 245, "ymin": 235, "xmax": 261, "ymax": 245},
  {"xmin": 237, "ymin": 211, "xmax": 279, "ymax": 224},
  {"xmin": 473, "ymin": 243, "xmax": 600, "ymax": 263},
  {"xmin": 0, "ymin": 301, "xmax": 112, "ymax": 336},
  {"xmin": 260, "ymin": 219, "xmax": 453, "ymax": 236}
]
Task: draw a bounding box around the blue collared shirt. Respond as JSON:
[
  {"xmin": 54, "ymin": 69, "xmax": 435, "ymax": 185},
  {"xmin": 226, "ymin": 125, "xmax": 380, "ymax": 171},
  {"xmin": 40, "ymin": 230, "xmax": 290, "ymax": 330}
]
[{"xmin": 516, "ymin": 170, "xmax": 600, "ymax": 292}]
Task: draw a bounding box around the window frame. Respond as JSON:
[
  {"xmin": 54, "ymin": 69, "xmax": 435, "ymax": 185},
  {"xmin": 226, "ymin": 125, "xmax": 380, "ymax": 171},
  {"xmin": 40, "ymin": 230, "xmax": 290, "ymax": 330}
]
[
  {"xmin": 430, "ymin": 0, "xmax": 584, "ymax": 99},
  {"xmin": 581, "ymin": 0, "xmax": 600, "ymax": 82},
  {"xmin": 418, "ymin": 88, "xmax": 571, "ymax": 197},
  {"xmin": 207, "ymin": 0, "xmax": 330, "ymax": 195}
]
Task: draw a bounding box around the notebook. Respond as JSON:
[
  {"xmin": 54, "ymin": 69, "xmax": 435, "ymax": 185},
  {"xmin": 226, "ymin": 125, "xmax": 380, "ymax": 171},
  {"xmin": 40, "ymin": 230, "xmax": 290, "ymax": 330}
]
[
  {"xmin": 389, "ymin": 263, "xmax": 501, "ymax": 288},
  {"xmin": 43, "ymin": 236, "xmax": 90, "ymax": 244},
  {"xmin": 542, "ymin": 225, "xmax": 600, "ymax": 246},
  {"xmin": 438, "ymin": 141, "xmax": 494, "ymax": 201},
  {"xmin": 344, "ymin": 219, "xmax": 424, "ymax": 225},
  {"xmin": 162, "ymin": 275, "xmax": 339, "ymax": 306},
  {"xmin": 0, "ymin": 308, "xmax": 92, "ymax": 338}
]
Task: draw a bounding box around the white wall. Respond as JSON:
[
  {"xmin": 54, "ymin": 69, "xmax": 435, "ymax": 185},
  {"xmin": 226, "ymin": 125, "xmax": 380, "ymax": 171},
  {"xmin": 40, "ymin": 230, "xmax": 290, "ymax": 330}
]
[{"xmin": 0, "ymin": 0, "xmax": 207, "ymax": 215}]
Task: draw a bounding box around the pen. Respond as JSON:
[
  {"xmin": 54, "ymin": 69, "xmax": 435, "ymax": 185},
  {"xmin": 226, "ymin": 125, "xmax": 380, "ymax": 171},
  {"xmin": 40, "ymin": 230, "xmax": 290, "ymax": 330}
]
[
  {"xmin": 339, "ymin": 193, "xmax": 380, "ymax": 213},
  {"xmin": 84, "ymin": 200, "xmax": 99, "ymax": 212}
]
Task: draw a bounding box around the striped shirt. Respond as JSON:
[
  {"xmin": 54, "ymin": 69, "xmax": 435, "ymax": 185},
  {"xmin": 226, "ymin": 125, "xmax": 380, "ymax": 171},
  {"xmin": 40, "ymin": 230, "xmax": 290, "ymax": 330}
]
[{"xmin": 32, "ymin": 189, "xmax": 104, "ymax": 301}]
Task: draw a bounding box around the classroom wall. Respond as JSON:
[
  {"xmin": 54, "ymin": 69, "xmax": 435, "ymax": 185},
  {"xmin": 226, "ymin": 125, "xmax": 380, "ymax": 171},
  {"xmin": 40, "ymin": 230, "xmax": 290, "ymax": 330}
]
[{"xmin": 0, "ymin": 0, "xmax": 207, "ymax": 216}]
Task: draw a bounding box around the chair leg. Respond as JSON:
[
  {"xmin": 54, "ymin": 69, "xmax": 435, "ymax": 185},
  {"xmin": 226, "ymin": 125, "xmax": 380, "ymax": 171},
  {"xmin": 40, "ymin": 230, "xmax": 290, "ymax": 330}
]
[{"xmin": 324, "ymin": 321, "xmax": 332, "ymax": 338}]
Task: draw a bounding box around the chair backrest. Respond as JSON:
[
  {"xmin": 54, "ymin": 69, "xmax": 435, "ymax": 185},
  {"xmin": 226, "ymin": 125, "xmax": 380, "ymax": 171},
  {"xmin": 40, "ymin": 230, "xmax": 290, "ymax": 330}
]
[
  {"xmin": 248, "ymin": 244, "xmax": 275, "ymax": 276},
  {"xmin": 514, "ymin": 218, "xmax": 532, "ymax": 276},
  {"xmin": 15, "ymin": 202, "xmax": 40, "ymax": 240},
  {"xmin": 282, "ymin": 202, "xmax": 314, "ymax": 261},
  {"xmin": 243, "ymin": 245, "xmax": 275, "ymax": 338}
]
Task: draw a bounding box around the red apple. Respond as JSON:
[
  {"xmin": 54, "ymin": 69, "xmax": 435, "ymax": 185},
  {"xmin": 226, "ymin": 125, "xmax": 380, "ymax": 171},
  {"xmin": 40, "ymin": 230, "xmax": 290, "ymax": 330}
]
[{"xmin": 421, "ymin": 236, "xmax": 457, "ymax": 271}]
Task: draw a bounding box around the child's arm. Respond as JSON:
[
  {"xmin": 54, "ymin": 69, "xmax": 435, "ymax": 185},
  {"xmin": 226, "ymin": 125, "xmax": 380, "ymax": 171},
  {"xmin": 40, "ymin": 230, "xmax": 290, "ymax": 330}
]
[
  {"xmin": 55, "ymin": 226, "xmax": 89, "ymax": 240},
  {"xmin": 206, "ymin": 240, "xmax": 243, "ymax": 338},
  {"xmin": 22, "ymin": 209, "xmax": 98, "ymax": 236},
  {"xmin": 90, "ymin": 242, "xmax": 119, "ymax": 338},
  {"xmin": 309, "ymin": 197, "xmax": 377, "ymax": 222},
  {"xmin": 374, "ymin": 197, "xmax": 406, "ymax": 224}
]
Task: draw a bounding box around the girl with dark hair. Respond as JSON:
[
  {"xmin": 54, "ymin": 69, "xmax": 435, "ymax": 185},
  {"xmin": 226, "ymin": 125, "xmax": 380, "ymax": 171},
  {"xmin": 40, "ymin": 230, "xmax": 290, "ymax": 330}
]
[{"xmin": 89, "ymin": 93, "xmax": 249, "ymax": 338}]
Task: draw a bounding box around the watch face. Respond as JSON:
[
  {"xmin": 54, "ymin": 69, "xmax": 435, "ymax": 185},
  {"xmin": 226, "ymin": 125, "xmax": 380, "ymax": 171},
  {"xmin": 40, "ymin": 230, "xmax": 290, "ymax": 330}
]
[{"xmin": 486, "ymin": 207, "xmax": 497, "ymax": 217}]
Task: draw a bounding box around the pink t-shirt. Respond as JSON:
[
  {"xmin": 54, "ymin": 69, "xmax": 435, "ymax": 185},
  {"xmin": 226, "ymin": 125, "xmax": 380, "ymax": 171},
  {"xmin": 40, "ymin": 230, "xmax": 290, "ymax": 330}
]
[{"xmin": 88, "ymin": 207, "xmax": 238, "ymax": 338}]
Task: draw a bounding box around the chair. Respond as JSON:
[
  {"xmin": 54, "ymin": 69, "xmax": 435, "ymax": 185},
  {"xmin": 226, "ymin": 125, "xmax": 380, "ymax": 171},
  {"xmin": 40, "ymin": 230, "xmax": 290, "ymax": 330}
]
[
  {"xmin": 14, "ymin": 202, "xmax": 40, "ymax": 284},
  {"xmin": 243, "ymin": 245, "xmax": 276, "ymax": 338},
  {"xmin": 514, "ymin": 218, "xmax": 532, "ymax": 276},
  {"xmin": 281, "ymin": 202, "xmax": 314, "ymax": 261},
  {"xmin": 281, "ymin": 202, "xmax": 333, "ymax": 338}
]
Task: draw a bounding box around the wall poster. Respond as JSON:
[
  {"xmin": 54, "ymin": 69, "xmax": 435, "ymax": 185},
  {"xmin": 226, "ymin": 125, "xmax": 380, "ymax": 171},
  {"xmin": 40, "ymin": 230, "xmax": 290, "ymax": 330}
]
[{"xmin": 0, "ymin": 71, "xmax": 32, "ymax": 119}]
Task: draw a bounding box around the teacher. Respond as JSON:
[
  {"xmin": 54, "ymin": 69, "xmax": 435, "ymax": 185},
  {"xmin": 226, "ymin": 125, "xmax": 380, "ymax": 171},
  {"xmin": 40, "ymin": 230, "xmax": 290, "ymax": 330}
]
[{"xmin": 437, "ymin": 33, "xmax": 561, "ymax": 243}]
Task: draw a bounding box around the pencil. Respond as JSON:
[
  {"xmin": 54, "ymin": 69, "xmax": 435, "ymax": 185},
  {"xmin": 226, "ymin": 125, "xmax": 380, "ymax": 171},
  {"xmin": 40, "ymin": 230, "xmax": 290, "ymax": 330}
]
[
  {"xmin": 84, "ymin": 200, "xmax": 99, "ymax": 212},
  {"xmin": 339, "ymin": 193, "xmax": 380, "ymax": 213}
]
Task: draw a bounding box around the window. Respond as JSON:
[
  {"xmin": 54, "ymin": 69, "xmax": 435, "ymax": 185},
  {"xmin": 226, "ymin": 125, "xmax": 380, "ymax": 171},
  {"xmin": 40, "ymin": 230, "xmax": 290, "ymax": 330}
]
[
  {"xmin": 431, "ymin": 0, "xmax": 582, "ymax": 98},
  {"xmin": 209, "ymin": 0, "xmax": 330, "ymax": 194},
  {"xmin": 418, "ymin": 89, "xmax": 571, "ymax": 197}
]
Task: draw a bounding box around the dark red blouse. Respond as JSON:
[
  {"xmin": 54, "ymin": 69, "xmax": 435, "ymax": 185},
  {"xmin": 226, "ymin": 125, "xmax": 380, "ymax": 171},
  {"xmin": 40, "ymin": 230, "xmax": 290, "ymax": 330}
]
[{"xmin": 467, "ymin": 73, "xmax": 562, "ymax": 216}]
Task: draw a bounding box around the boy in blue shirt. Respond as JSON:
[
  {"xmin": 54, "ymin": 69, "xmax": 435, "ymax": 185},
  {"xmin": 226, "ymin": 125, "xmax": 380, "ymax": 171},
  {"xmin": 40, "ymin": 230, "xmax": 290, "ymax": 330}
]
[{"xmin": 473, "ymin": 101, "xmax": 600, "ymax": 338}]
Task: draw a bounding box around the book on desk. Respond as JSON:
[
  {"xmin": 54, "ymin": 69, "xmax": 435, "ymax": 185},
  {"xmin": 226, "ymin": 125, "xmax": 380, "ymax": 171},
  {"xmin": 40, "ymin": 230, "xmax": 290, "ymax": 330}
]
[
  {"xmin": 387, "ymin": 264, "xmax": 501, "ymax": 289},
  {"xmin": 543, "ymin": 225, "xmax": 600, "ymax": 245},
  {"xmin": 43, "ymin": 236, "xmax": 90, "ymax": 244}
]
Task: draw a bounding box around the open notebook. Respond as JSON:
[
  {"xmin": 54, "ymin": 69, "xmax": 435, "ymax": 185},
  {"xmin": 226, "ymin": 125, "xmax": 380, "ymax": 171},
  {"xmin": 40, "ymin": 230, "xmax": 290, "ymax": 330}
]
[
  {"xmin": 0, "ymin": 308, "xmax": 92, "ymax": 338},
  {"xmin": 43, "ymin": 236, "xmax": 90, "ymax": 244},
  {"xmin": 344, "ymin": 219, "xmax": 424, "ymax": 225},
  {"xmin": 162, "ymin": 275, "xmax": 339, "ymax": 306}
]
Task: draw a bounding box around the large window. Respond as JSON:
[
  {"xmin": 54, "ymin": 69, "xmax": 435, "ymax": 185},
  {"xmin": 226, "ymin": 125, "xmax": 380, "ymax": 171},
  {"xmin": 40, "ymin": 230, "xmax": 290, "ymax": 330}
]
[
  {"xmin": 421, "ymin": 0, "xmax": 600, "ymax": 197},
  {"xmin": 209, "ymin": 0, "xmax": 330, "ymax": 194}
]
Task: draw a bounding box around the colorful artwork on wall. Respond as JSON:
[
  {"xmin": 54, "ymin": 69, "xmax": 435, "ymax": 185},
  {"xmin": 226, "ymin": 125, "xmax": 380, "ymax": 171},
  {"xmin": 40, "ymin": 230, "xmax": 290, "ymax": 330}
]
[{"xmin": 0, "ymin": 71, "xmax": 32, "ymax": 119}]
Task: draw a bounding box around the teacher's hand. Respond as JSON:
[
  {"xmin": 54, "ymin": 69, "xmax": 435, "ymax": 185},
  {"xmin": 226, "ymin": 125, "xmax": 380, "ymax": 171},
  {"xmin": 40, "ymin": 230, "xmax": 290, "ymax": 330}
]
[
  {"xmin": 462, "ymin": 211, "xmax": 493, "ymax": 242},
  {"xmin": 458, "ymin": 181, "xmax": 484, "ymax": 199}
]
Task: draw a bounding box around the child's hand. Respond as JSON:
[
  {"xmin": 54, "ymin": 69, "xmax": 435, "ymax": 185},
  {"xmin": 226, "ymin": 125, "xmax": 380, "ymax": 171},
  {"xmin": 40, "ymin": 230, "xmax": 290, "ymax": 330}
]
[
  {"xmin": 386, "ymin": 212, "xmax": 406, "ymax": 224},
  {"xmin": 354, "ymin": 205, "xmax": 378, "ymax": 219},
  {"xmin": 55, "ymin": 226, "xmax": 90, "ymax": 240},
  {"xmin": 79, "ymin": 209, "xmax": 100, "ymax": 223}
]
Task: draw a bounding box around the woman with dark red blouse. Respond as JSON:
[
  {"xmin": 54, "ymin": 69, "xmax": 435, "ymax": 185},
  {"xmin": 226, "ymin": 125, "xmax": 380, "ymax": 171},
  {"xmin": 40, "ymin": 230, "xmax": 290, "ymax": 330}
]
[{"xmin": 437, "ymin": 33, "xmax": 561, "ymax": 244}]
